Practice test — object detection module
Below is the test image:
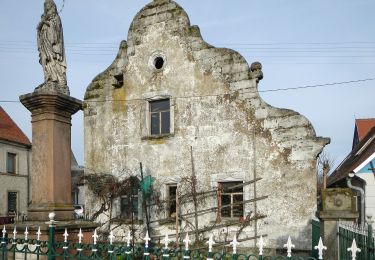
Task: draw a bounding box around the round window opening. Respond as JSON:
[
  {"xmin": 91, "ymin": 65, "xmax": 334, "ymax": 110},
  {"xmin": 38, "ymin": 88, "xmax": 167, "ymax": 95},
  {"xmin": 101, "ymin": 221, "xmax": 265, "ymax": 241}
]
[{"xmin": 154, "ymin": 57, "xmax": 164, "ymax": 70}]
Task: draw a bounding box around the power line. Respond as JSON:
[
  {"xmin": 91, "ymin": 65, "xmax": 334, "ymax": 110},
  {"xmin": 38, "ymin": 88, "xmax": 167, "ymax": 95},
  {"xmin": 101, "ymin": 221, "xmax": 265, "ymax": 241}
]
[{"xmin": 1, "ymin": 77, "xmax": 373, "ymax": 104}]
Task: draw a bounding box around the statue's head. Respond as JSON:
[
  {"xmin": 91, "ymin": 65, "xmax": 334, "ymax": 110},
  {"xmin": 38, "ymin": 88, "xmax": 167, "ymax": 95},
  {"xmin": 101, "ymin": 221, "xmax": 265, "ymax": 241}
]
[{"xmin": 44, "ymin": 0, "xmax": 58, "ymax": 15}]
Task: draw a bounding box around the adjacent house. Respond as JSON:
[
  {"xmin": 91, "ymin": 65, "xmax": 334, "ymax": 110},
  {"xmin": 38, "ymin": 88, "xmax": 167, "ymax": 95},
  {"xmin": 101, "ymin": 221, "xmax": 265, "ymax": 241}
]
[
  {"xmin": 0, "ymin": 106, "xmax": 31, "ymax": 220},
  {"xmin": 83, "ymin": 0, "xmax": 329, "ymax": 250},
  {"xmin": 328, "ymin": 118, "xmax": 375, "ymax": 224}
]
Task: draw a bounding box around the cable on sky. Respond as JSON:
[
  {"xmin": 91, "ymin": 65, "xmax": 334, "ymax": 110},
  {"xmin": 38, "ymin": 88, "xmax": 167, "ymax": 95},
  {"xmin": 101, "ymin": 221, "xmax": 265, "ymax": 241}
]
[{"xmin": 0, "ymin": 77, "xmax": 373, "ymax": 104}]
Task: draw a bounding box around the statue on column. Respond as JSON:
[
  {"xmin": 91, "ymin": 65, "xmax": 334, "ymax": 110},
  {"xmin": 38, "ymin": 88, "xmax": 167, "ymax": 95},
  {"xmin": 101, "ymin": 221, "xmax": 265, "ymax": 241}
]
[{"xmin": 36, "ymin": 0, "xmax": 69, "ymax": 95}]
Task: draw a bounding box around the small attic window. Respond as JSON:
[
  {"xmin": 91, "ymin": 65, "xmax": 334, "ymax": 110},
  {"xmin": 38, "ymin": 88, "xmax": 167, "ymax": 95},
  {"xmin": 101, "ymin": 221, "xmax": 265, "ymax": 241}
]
[
  {"xmin": 149, "ymin": 51, "xmax": 166, "ymax": 71},
  {"xmin": 113, "ymin": 74, "xmax": 124, "ymax": 88},
  {"xmin": 154, "ymin": 57, "xmax": 164, "ymax": 70}
]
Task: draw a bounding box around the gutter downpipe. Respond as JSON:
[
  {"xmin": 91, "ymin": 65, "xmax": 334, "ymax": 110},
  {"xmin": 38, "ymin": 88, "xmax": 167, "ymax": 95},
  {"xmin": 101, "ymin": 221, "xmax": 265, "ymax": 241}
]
[{"xmin": 347, "ymin": 175, "xmax": 365, "ymax": 224}]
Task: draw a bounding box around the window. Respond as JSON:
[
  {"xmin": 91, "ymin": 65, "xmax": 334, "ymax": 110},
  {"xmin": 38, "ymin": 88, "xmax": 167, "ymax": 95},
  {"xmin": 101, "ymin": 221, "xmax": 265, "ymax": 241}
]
[
  {"xmin": 8, "ymin": 192, "xmax": 17, "ymax": 215},
  {"xmin": 168, "ymin": 185, "xmax": 177, "ymax": 218},
  {"xmin": 150, "ymin": 99, "xmax": 170, "ymax": 135},
  {"xmin": 121, "ymin": 187, "xmax": 139, "ymax": 219},
  {"xmin": 7, "ymin": 153, "xmax": 16, "ymax": 174},
  {"xmin": 218, "ymin": 182, "xmax": 244, "ymax": 218}
]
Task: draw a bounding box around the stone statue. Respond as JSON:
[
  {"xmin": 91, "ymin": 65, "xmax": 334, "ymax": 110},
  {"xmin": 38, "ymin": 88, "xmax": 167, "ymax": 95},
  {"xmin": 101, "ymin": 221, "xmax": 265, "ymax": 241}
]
[{"xmin": 36, "ymin": 0, "xmax": 69, "ymax": 95}]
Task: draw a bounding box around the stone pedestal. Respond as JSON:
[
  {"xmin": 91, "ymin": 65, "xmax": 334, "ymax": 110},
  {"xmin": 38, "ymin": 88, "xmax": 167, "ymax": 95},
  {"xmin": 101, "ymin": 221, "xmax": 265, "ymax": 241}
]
[
  {"xmin": 20, "ymin": 91, "xmax": 82, "ymax": 221},
  {"xmin": 318, "ymin": 188, "xmax": 359, "ymax": 259}
]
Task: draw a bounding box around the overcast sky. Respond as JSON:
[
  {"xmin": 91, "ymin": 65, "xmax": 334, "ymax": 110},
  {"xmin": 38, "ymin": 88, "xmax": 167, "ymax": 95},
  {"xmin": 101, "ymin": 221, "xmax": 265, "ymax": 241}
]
[{"xmin": 0, "ymin": 0, "xmax": 374, "ymax": 168}]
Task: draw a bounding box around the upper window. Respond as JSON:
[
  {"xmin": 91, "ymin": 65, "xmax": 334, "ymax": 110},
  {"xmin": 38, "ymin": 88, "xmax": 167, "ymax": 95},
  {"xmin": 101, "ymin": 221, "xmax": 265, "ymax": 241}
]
[
  {"xmin": 6, "ymin": 153, "xmax": 16, "ymax": 174},
  {"xmin": 218, "ymin": 181, "xmax": 244, "ymax": 219},
  {"xmin": 150, "ymin": 99, "xmax": 170, "ymax": 135}
]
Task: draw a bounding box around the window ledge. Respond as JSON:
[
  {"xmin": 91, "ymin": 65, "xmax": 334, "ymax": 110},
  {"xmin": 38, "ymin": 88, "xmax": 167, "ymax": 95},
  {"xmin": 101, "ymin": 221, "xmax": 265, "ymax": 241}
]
[
  {"xmin": 111, "ymin": 218, "xmax": 143, "ymax": 225},
  {"xmin": 141, "ymin": 133, "xmax": 174, "ymax": 141}
]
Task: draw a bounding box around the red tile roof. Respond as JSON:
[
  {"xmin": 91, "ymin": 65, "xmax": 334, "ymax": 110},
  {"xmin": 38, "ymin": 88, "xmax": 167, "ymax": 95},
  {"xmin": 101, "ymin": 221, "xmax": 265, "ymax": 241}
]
[
  {"xmin": 0, "ymin": 106, "xmax": 31, "ymax": 146},
  {"xmin": 356, "ymin": 118, "xmax": 375, "ymax": 141}
]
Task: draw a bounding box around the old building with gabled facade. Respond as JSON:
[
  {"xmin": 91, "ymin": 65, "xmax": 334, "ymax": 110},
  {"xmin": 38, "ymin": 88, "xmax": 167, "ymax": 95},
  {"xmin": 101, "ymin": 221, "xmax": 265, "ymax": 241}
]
[
  {"xmin": 83, "ymin": 0, "xmax": 329, "ymax": 250},
  {"xmin": 0, "ymin": 106, "xmax": 31, "ymax": 220}
]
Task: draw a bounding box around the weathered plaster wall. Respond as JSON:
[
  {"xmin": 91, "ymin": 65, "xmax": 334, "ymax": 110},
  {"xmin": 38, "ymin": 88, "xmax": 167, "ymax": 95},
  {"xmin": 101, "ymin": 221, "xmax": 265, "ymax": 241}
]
[{"xmin": 84, "ymin": 0, "xmax": 329, "ymax": 250}]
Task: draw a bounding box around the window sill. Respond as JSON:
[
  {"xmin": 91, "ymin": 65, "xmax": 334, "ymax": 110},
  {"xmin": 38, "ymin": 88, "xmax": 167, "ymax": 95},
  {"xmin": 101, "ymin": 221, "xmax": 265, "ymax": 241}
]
[
  {"xmin": 111, "ymin": 218, "xmax": 143, "ymax": 225},
  {"xmin": 141, "ymin": 133, "xmax": 174, "ymax": 141}
]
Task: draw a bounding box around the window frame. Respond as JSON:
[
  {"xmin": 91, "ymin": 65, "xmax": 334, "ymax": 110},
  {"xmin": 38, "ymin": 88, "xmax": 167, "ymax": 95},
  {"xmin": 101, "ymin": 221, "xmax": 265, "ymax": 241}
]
[
  {"xmin": 149, "ymin": 99, "xmax": 171, "ymax": 136},
  {"xmin": 217, "ymin": 181, "xmax": 244, "ymax": 219},
  {"xmin": 120, "ymin": 189, "xmax": 139, "ymax": 220},
  {"xmin": 167, "ymin": 184, "xmax": 177, "ymax": 218},
  {"xmin": 7, "ymin": 191, "xmax": 18, "ymax": 215},
  {"xmin": 6, "ymin": 152, "xmax": 17, "ymax": 174}
]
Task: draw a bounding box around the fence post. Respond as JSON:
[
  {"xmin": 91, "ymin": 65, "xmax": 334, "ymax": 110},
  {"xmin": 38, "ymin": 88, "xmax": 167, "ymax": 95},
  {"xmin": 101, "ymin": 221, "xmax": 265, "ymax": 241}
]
[
  {"xmin": 367, "ymin": 215, "xmax": 374, "ymax": 260},
  {"xmin": 47, "ymin": 213, "xmax": 56, "ymax": 260}
]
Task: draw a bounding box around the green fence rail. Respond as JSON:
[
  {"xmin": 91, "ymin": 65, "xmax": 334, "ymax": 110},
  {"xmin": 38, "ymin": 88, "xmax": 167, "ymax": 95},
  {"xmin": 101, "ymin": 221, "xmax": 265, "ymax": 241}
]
[{"xmin": 0, "ymin": 217, "xmax": 369, "ymax": 260}]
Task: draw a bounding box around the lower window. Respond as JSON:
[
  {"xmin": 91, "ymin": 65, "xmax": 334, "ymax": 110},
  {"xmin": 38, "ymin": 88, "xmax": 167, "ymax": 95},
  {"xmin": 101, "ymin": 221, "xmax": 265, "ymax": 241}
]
[
  {"xmin": 8, "ymin": 192, "xmax": 17, "ymax": 215},
  {"xmin": 218, "ymin": 182, "xmax": 244, "ymax": 218},
  {"xmin": 121, "ymin": 188, "xmax": 139, "ymax": 219}
]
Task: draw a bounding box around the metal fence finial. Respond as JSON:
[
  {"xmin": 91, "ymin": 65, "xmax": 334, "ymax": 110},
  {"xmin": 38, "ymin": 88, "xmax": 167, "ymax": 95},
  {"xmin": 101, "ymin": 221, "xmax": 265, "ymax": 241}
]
[
  {"xmin": 2, "ymin": 226, "xmax": 6, "ymax": 239},
  {"xmin": 314, "ymin": 237, "xmax": 327, "ymax": 259},
  {"xmin": 257, "ymin": 235, "xmax": 266, "ymax": 256},
  {"xmin": 347, "ymin": 238, "xmax": 361, "ymax": 260},
  {"xmin": 109, "ymin": 231, "xmax": 115, "ymax": 245},
  {"xmin": 230, "ymin": 235, "xmax": 240, "ymax": 255},
  {"xmin": 78, "ymin": 228, "xmax": 83, "ymax": 244},
  {"xmin": 183, "ymin": 232, "xmax": 191, "ymax": 251},
  {"xmin": 283, "ymin": 236, "xmax": 295, "ymax": 257},
  {"xmin": 144, "ymin": 231, "xmax": 151, "ymax": 248},
  {"xmin": 126, "ymin": 231, "xmax": 132, "ymax": 247},
  {"xmin": 63, "ymin": 228, "xmax": 69, "ymax": 243},
  {"xmin": 162, "ymin": 233, "xmax": 171, "ymax": 249},
  {"xmin": 24, "ymin": 227, "xmax": 29, "ymax": 241},
  {"xmin": 206, "ymin": 234, "xmax": 215, "ymax": 253},
  {"xmin": 92, "ymin": 229, "xmax": 98, "ymax": 245},
  {"xmin": 36, "ymin": 227, "xmax": 42, "ymax": 241}
]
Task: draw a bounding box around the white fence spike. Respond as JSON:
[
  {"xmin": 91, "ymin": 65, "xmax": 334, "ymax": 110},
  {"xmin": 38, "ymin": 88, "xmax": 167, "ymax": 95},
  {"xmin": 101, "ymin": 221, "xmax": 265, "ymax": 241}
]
[
  {"xmin": 36, "ymin": 227, "xmax": 42, "ymax": 241},
  {"xmin": 13, "ymin": 226, "xmax": 17, "ymax": 240},
  {"xmin": 257, "ymin": 236, "xmax": 266, "ymax": 256},
  {"xmin": 78, "ymin": 228, "xmax": 83, "ymax": 244},
  {"xmin": 92, "ymin": 229, "xmax": 98, "ymax": 245},
  {"xmin": 230, "ymin": 235, "xmax": 240, "ymax": 255},
  {"xmin": 162, "ymin": 233, "xmax": 171, "ymax": 249},
  {"xmin": 126, "ymin": 231, "xmax": 132, "ymax": 247},
  {"xmin": 24, "ymin": 227, "xmax": 29, "ymax": 240},
  {"xmin": 183, "ymin": 233, "xmax": 191, "ymax": 251},
  {"xmin": 108, "ymin": 231, "xmax": 115, "ymax": 245},
  {"xmin": 347, "ymin": 238, "xmax": 361, "ymax": 260},
  {"xmin": 2, "ymin": 226, "xmax": 6, "ymax": 239},
  {"xmin": 144, "ymin": 231, "xmax": 151, "ymax": 248},
  {"xmin": 206, "ymin": 234, "xmax": 215, "ymax": 253},
  {"xmin": 314, "ymin": 237, "xmax": 327, "ymax": 260},
  {"xmin": 283, "ymin": 236, "xmax": 295, "ymax": 257},
  {"xmin": 63, "ymin": 228, "xmax": 68, "ymax": 243}
]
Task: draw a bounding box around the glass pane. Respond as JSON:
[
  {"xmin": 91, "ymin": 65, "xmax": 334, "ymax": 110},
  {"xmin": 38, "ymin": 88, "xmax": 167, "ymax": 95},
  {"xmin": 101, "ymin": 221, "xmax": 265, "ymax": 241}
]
[
  {"xmin": 132, "ymin": 196, "xmax": 138, "ymax": 216},
  {"xmin": 121, "ymin": 197, "xmax": 130, "ymax": 218},
  {"xmin": 8, "ymin": 192, "xmax": 17, "ymax": 213},
  {"xmin": 233, "ymin": 194, "xmax": 244, "ymax": 217},
  {"xmin": 169, "ymin": 186, "xmax": 177, "ymax": 217},
  {"xmin": 7, "ymin": 153, "xmax": 16, "ymax": 173},
  {"xmin": 221, "ymin": 195, "xmax": 231, "ymax": 217},
  {"xmin": 151, "ymin": 113, "xmax": 160, "ymax": 135},
  {"xmin": 150, "ymin": 99, "xmax": 170, "ymax": 112},
  {"xmin": 161, "ymin": 111, "xmax": 170, "ymax": 134},
  {"xmin": 221, "ymin": 182, "xmax": 243, "ymax": 193}
]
